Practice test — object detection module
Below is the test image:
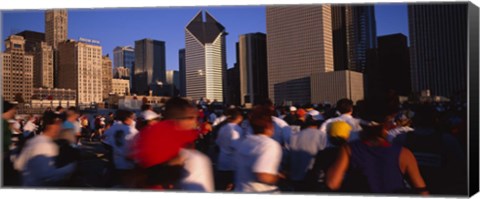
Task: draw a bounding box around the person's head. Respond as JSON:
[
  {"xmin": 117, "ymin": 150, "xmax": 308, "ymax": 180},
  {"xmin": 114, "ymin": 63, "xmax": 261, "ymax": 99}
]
[
  {"xmin": 336, "ymin": 98, "xmax": 354, "ymax": 115},
  {"xmin": 296, "ymin": 108, "xmax": 307, "ymax": 119},
  {"xmin": 225, "ymin": 108, "xmax": 243, "ymax": 124},
  {"xmin": 115, "ymin": 109, "xmax": 135, "ymax": 126},
  {"xmin": 42, "ymin": 112, "xmax": 63, "ymax": 138},
  {"xmin": 66, "ymin": 107, "xmax": 79, "ymax": 121},
  {"xmin": 142, "ymin": 110, "xmax": 161, "ymax": 126},
  {"xmin": 3, "ymin": 99, "xmax": 18, "ymax": 120},
  {"xmin": 55, "ymin": 106, "xmax": 64, "ymax": 113},
  {"xmin": 249, "ymin": 105, "xmax": 274, "ymax": 137},
  {"xmin": 327, "ymin": 121, "xmax": 352, "ymax": 146},
  {"xmin": 164, "ymin": 97, "xmax": 198, "ymax": 130},
  {"xmin": 289, "ymin": 106, "xmax": 297, "ymax": 114}
]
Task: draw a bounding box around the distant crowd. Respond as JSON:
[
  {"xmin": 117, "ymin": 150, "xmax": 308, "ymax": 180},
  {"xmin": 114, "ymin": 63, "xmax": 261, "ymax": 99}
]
[{"xmin": 1, "ymin": 94, "xmax": 468, "ymax": 196}]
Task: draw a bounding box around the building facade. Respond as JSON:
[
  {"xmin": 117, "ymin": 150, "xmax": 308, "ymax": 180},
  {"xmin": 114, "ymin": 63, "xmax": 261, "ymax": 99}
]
[
  {"xmin": 178, "ymin": 48, "xmax": 186, "ymax": 97},
  {"xmin": 226, "ymin": 64, "xmax": 241, "ymax": 106},
  {"xmin": 15, "ymin": 31, "xmax": 54, "ymax": 89},
  {"xmin": 331, "ymin": 5, "xmax": 377, "ymax": 72},
  {"xmin": 377, "ymin": 33, "xmax": 411, "ymax": 96},
  {"xmin": 45, "ymin": 9, "xmax": 68, "ymax": 50},
  {"xmin": 57, "ymin": 39, "xmax": 103, "ymax": 107},
  {"xmin": 238, "ymin": 33, "xmax": 268, "ymax": 105},
  {"xmin": 266, "ymin": 5, "xmax": 334, "ymax": 105},
  {"xmin": 114, "ymin": 66, "xmax": 130, "ymax": 80},
  {"xmin": 113, "ymin": 46, "xmax": 135, "ymax": 69},
  {"xmin": 133, "ymin": 39, "xmax": 166, "ymax": 96},
  {"xmin": 310, "ymin": 70, "xmax": 364, "ymax": 105},
  {"xmin": 166, "ymin": 70, "xmax": 180, "ymax": 96},
  {"xmin": 408, "ymin": 4, "xmax": 468, "ymax": 98},
  {"xmin": 112, "ymin": 78, "xmax": 130, "ymax": 96},
  {"xmin": 2, "ymin": 35, "xmax": 34, "ymax": 103},
  {"xmin": 185, "ymin": 11, "xmax": 227, "ymax": 102},
  {"xmin": 102, "ymin": 55, "xmax": 113, "ymax": 99}
]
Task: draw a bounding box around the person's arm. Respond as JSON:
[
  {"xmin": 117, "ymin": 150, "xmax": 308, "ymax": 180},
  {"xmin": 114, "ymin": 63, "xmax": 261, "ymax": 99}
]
[
  {"xmin": 399, "ymin": 147, "xmax": 429, "ymax": 196},
  {"xmin": 253, "ymin": 142, "xmax": 282, "ymax": 185},
  {"xmin": 326, "ymin": 144, "xmax": 350, "ymax": 191}
]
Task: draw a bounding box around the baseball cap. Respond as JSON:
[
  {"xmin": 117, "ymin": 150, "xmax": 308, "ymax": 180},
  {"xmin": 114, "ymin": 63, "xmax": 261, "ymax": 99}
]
[
  {"xmin": 132, "ymin": 120, "xmax": 199, "ymax": 168},
  {"xmin": 327, "ymin": 121, "xmax": 352, "ymax": 140},
  {"xmin": 308, "ymin": 110, "xmax": 324, "ymax": 121},
  {"xmin": 142, "ymin": 110, "xmax": 160, "ymax": 121},
  {"xmin": 297, "ymin": 108, "xmax": 307, "ymax": 117},
  {"xmin": 289, "ymin": 106, "xmax": 297, "ymax": 112}
]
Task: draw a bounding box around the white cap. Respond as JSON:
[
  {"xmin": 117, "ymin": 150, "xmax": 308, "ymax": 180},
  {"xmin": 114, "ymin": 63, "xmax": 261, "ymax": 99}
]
[
  {"xmin": 142, "ymin": 110, "xmax": 160, "ymax": 121},
  {"xmin": 308, "ymin": 110, "xmax": 324, "ymax": 121},
  {"xmin": 289, "ymin": 106, "xmax": 297, "ymax": 112}
]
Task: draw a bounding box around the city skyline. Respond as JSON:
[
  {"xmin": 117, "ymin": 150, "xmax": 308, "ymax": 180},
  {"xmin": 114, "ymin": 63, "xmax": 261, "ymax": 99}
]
[{"xmin": 2, "ymin": 4, "xmax": 408, "ymax": 71}]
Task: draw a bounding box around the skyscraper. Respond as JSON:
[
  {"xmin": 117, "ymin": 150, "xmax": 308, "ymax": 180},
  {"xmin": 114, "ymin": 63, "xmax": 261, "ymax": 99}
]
[
  {"xmin": 185, "ymin": 11, "xmax": 227, "ymax": 102},
  {"xmin": 377, "ymin": 33, "xmax": 411, "ymax": 96},
  {"xmin": 45, "ymin": 9, "xmax": 68, "ymax": 88},
  {"xmin": 331, "ymin": 5, "xmax": 377, "ymax": 72},
  {"xmin": 57, "ymin": 39, "xmax": 103, "ymax": 107},
  {"xmin": 166, "ymin": 70, "xmax": 180, "ymax": 96},
  {"xmin": 226, "ymin": 64, "xmax": 241, "ymax": 106},
  {"xmin": 408, "ymin": 4, "xmax": 468, "ymax": 98},
  {"xmin": 133, "ymin": 39, "xmax": 166, "ymax": 96},
  {"xmin": 2, "ymin": 35, "xmax": 34, "ymax": 103},
  {"xmin": 266, "ymin": 5, "xmax": 334, "ymax": 105},
  {"xmin": 113, "ymin": 46, "xmax": 135, "ymax": 70},
  {"xmin": 102, "ymin": 55, "xmax": 113, "ymax": 99},
  {"xmin": 238, "ymin": 33, "xmax": 268, "ymax": 105},
  {"xmin": 178, "ymin": 48, "xmax": 186, "ymax": 97},
  {"xmin": 45, "ymin": 9, "xmax": 68, "ymax": 50},
  {"xmin": 16, "ymin": 30, "xmax": 54, "ymax": 89}
]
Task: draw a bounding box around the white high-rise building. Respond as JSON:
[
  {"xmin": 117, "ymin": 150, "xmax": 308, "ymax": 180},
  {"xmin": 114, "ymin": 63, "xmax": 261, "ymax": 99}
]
[
  {"xmin": 185, "ymin": 11, "xmax": 227, "ymax": 102},
  {"xmin": 57, "ymin": 39, "xmax": 103, "ymax": 107}
]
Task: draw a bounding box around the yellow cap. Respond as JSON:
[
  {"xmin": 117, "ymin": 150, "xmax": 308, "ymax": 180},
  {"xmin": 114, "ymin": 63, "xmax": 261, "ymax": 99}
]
[{"xmin": 327, "ymin": 121, "xmax": 352, "ymax": 140}]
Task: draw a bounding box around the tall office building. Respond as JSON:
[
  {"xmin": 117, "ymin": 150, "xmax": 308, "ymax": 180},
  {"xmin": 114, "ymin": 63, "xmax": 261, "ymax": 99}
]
[
  {"xmin": 45, "ymin": 9, "xmax": 68, "ymax": 88},
  {"xmin": 45, "ymin": 9, "xmax": 68, "ymax": 50},
  {"xmin": 133, "ymin": 39, "xmax": 166, "ymax": 96},
  {"xmin": 266, "ymin": 5, "xmax": 334, "ymax": 105},
  {"xmin": 57, "ymin": 39, "xmax": 103, "ymax": 107},
  {"xmin": 331, "ymin": 5, "xmax": 377, "ymax": 72},
  {"xmin": 2, "ymin": 35, "xmax": 34, "ymax": 103},
  {"xmin": 16, "ymin": 31, "xmax": 54, "ymax": 89},
  {"xmin": 15, "ymin": 30, "xmax": 45, "ymax": 52},
  {"xmin": 238, "ymin": 33, "xmax": 268, "ymax": 105},
  {"xmin": 178, "ymin": 48, "xmax": 186, "ymax": 97},
  {"xmin": 113, "ymin": 46, "xmax": 135, "ymax": 70},
  {"xmin": 377, "ymin": 33, "xmax": 411, "ymax": 96},
  {"xmin": 166, "ymin": 70, "xmax": 180, "ymax": 96},
  {"xmin": 102, "ymin": 55, "xmax": 113, "ymax": 99},
  {"xmin": 185, "ymin": 11, "xmax": 227, "ymax": 102},
  {"xmin": 226, "ymin": 64, "xmax": 241, "ymax": 106},
  {"xmin": 408, "ymin": 4, "xmax": 468, "ymax": 98}
]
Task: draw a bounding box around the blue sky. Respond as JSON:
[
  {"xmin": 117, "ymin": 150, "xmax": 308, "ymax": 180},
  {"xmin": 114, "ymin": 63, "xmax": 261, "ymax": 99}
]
[{"xmin": 2, "ymin": 4, "xmax": 408, "ymax": 71}]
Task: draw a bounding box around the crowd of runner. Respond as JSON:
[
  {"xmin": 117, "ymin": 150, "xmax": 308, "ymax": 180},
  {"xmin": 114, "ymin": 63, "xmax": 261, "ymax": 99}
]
[{"xmin": 1, "ymin": 94, "xmax": 468, "ymax": 195}]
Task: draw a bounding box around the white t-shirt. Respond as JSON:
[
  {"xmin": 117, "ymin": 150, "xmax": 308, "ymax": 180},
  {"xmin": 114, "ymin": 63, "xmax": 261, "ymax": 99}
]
[
  {"xmin": 103, "ymin": 123, "xmax": 138, "ymax": 170},
  {"xmin": 234, "ymin": 134, "xmax": 282, "ymax": 193},
  {"xmin": 242, "ymin": 116, "xmax": 293, "ymax": 148},
  {"xmin": 216, "ymin": 123, "xmax": 242, "ymax": 171},
  {"xmin": 289, "ymin": 127, "xmax": 327, "ymax": 181},
  {"xmin": 179, "ymin": 149, "xmax": 214, "ymax": 192}
]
